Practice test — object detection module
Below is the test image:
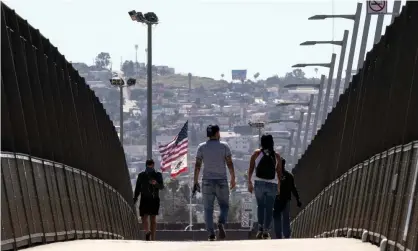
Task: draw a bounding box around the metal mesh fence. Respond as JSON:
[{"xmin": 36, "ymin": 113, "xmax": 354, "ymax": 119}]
[
  {"xmin": 290, "ymin": 2, "xmax": 418, "ymax": 251},
  {"xmin": 291, "ymin": 142, "xmax": 418, "ymax": 251},
  {"xmin": 1, "ymin": 153, "xmax": 142, "ymax": 250},
  {"xmin": 1, "ymin": 2, "xmax": 141, "ymax": 249}
]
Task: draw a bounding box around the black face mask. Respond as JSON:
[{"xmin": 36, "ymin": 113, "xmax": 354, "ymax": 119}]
[{"xmin": 145, "ymin": 166, "xmax": 155, "ymax": 173}]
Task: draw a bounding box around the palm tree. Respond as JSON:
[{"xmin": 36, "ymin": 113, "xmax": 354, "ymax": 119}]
[
  {"xmin": 221, "ymin": 73, "xmax": 225, "ymax": 79},
  {"xmin": 254, "ymin": 72, "xmax": 260, "ymax": 82}
]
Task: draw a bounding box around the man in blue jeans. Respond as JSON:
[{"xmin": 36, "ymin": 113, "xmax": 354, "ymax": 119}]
[
  {"xmin": 273, "ymin": 158, "xmax": 301, "ymax": 239},
  {"xmin": 247, "ymin": 134, "xmax": 282, "ymax": 239},
  {"xmin": 193, "ymin": 124, "xmax": 236, "ymax": 241}
]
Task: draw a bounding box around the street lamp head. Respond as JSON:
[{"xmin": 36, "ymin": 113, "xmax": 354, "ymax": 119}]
[
  {"xmin": 110, "ymin": 77, "xmax": 125, "ymax": 86},
  {"xmin": 292, "ymin": 63, "xmax": 330, "ymax": 68},
  {"xmin": 127, "ymin": 78, "xmax": 136, "ymax": 87},
  {"xmin": 136, "ymin": 12, "xmax": 147, "ymax": 22},
  {"xmin": 128, "ymin": 10, "xmax": 137, "ymax": 21},
  {"xmin": 300, "ymin": 41, "xmax": 317, "ymax": 46},
  {"xmin": 292, "ymin": 64, "xmax": 307, "ymax": 68},
  {"xmin": 284, "ymin": 83, "xmax": 320, "ymax": 89},
  {"xmin": 144, "ymin": 12, "xmax": 159, "ymax": 24},
  {"xmin": 128, "ymin": 10, "xmax": 148, "ymax": 23},
  {"xmin": 308, "ymin": 15, "xmax": 327, "ymax": 20}
]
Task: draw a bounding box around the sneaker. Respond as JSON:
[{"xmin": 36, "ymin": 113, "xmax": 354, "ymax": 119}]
[
  {"xmin": 262, "ymin": 232, "xmax": 271, "ymax": 239},
  {"xmin": 256, "ymin": 231, "xmax": 264, "ymax": 239},
  {"xmin": 208, "ymin": 234, "xmax": 216, "ymax": 241},
  {"xmin": 145, "ymin": 231, "xmax": 151, "ymax": 241},
  {"xmin": 217, "ymin": 223, "xmax": 226, "ymax": 240}
]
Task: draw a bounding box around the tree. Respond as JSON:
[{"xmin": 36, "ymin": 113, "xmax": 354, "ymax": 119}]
[
  {"xmin": 286, "ymin": 68, "xmax": 306, "ymax": 79},
  {"xmin": 265, "ymin": 75, "xmax": 281, "ymax": 86},
  {"xmin": 228, "ymin": 199, "xmax": 242, "ymax": 222},
  {"xmin": 95, "ymin": 52, "xmax": 111, "ymax": 69},
  {"xmin": 121, "ymin": 60, "xmax": 135, "ymax": 77},
  {"xmin": 221, "ymin": 73, "xmax": 225, "ymax": 79},
  {"xmin": 162, "ymin": 179, "xmax": 190, "ymax": 222},
  {"xmin": 253, "ymin": 72, "xmax": 260, "ymax": 81}
]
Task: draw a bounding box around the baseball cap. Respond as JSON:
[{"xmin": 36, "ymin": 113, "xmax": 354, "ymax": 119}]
[{"xmin": 206, "ymin": 124, "xmax": 220, "ymax": 137}]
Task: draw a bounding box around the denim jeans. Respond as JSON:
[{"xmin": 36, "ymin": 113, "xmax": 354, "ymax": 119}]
[
  {"xmin": 273, "ymin": 200, "xmax": 291, "ymax": 239},
  {"xmin": 254, "ymin": 180, "xmax": 277, "ymax": 232},
  {"xmin": 202, "ymin": 179, "xmax": 229, "ymax": 235}
]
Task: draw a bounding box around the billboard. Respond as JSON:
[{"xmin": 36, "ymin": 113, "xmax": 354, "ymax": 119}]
[{"xmin": 231, "ymin": 70, "xmax": 247, "ymax": 81}]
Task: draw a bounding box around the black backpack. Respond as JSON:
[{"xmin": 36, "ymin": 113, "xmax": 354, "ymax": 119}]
[{"xmin": 255, "ymin": 149, "xmax": 276, "ymax": 180}]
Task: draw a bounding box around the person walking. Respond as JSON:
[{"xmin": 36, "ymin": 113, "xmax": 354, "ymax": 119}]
[
  {"xmin": 133, "ymin": 159, "xmax": 164, "ymax": 241},
  {"xmin": 273, "ymin": 158, "xmax": 302, "ymax": 239},
  {"xmin": 247, "ymin": 134, "xmax": 282, "ymax": 239},
  {"xmin": 193, "ymin": 124, "xmax": 236, "ymax": 241}
]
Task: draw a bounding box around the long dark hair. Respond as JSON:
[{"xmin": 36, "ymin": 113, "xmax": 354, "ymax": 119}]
[{"xmin": 260, "ymin": 134, "xmax": 275, "ymax": 154}]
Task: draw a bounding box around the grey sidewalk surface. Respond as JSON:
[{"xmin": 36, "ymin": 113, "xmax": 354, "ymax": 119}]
[{"xmin": 27, "ymin": 238, "xmax": 379, "ymax": 251}]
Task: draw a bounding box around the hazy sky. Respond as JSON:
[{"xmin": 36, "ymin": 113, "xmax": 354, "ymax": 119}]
[{"xmin": 4, "ymin": 0, "xmax": 401, "ymax": 80}]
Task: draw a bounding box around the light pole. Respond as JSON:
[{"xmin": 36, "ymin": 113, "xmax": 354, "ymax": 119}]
[
  {"xmin": 276, "ymin": 96, "xmax": 313, "ymax": 152},
  {"xmin": 308, "ymin": 2, "xmax": 362, "ymax": 90},
  {"xmin": 134, "ymin": 44, "xmax": 138, "ymax": 75},
  {"xmin": 267, "ymin": 118, "xmax": 303, "ymax": 168},
  {"xmin": 110, "ymin": 77, "xmax": 136, "ymax": 145},
  {"xmin": 128, "ymin": 10, "xmax": 159, "ymax": 159},
  {"xmin": 264, "ymin": 130, "xmax": 295, "ymax": 162},
  {"xmin": 292, "ymin": 112, "xmax": 304, "ymax": 167},
  {"xmin": 292, "ymin": 53, "xmax": 336, "ymax": 126},
  {"xmin": 358, "ymin": 3, "xmax": 401, "ymax": 70},
  {"xmin": 391, "ymin": 1, "xmax": 402, "ymax": 24},
  {"xmin": 284, "ymin": 75, "xmax": 325, "ymax": 142},
  {"xmin": 300, "ymin": 30, "xmax": 349, "ymax": 107},
  {"xmin": 287, "ymin": 130, "xmax": 295, "ymax": 164},
  {"xmin": 357, "ymin": 12, "xmax": 372, "ymax": 70}
]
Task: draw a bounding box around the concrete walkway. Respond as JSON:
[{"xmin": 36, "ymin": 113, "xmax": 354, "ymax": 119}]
[{"xmin": 27, "ymin": 238, "xmax": 379, "ymax": 251}]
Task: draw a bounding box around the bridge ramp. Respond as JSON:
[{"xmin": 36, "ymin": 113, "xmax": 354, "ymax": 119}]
[{"xmin": 27, "ymin": 238, "xmax": 378, "ymax": 251}]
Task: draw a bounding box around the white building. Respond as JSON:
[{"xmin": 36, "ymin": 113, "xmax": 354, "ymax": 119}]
[
  {"xmin": 220, "ymin": 132, "xmax": 251, "ymax": 154},
  {"xmin": 250, "ymin": 112, "xmax": 267, "ymax": 122}
]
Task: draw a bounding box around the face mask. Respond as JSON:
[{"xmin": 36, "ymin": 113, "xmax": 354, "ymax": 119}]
[{"xmin": 145, "ymin": 166, "xmax": 154, "ymax": 173}]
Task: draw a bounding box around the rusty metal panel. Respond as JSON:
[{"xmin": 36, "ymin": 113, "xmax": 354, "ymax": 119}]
[
  {"xmin": 63, "ymin": 166, "xmax": 83, "ymax": 237},
  {"xmin": 98, "ymin": 180, "xmax": 112, "ymax": 238},
  {"xmin": 85, "ymin": 174, "xmax": 99, "ymax": 238},
  {"xmin": 1, "ymin": 155, "xmax": 29, "ymax": 248},
  {"xmin": 1, "ymin": 157, "xmax": 16, "ymax": 250},
  {"xmin": 54, "ymin": 163, "xmax": 74, "ymax": 240},
  {"xmin": 93, "ymin": 178, "xmax": 106, "ymax": 238},
  {"xmin": 353, "ymin": 163, "xmax": 366, "ymax": 231},
  {"xmin": 31, "ymin": 158, "xmax": 54, "ymax": 242}
]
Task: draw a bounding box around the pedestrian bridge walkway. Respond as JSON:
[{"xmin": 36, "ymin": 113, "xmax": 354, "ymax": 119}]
[
  {"xmin": 2, "ymin": 1, "xmax": 417, "ymax": 251},
  {"xmin": 27, "ymin": 238, "xmax": 379, "ymax": 251}
]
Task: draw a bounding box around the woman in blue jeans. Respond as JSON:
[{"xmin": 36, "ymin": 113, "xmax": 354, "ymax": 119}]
[{"xmin": 247, "ymin": 134, "xmax": 282, "ymax": 239}]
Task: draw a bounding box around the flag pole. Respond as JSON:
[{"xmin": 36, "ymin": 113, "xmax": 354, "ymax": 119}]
[{"xmin": 188, "ymin": 116, "xmax": 192, "ymax": 231}]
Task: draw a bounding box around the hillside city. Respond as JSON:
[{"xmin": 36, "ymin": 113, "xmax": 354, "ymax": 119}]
[{"xmin": 72, "ymin": 51, "xmax": 344, "ymax": 224}]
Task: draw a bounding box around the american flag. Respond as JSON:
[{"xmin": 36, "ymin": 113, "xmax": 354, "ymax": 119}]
[{"xmin": 158, "ymin": 121, "xmax": 188, "ymax": 178}]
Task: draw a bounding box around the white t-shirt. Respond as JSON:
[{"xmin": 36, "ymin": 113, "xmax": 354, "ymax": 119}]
[{"xmin": 253, "ymin": 151, "xmax": 279, "ymax": 184}]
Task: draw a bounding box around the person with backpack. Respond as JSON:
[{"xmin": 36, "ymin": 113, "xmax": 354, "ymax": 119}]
[
  {"xmin": 273, "ymin": 158, "xmax": 302, "ymax": 239},
  {"xmin": 133, "ymin": 159, "xmax": 164, "ymax": 241},
  {"xmin": 247, "ymin": 134, "xmax": 282, "ymax": 239}
]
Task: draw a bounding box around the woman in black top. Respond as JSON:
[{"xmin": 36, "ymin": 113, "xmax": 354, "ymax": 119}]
[{"xmin": 133, "ymin": 159, "xmax": 164, "ymax": 240}]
